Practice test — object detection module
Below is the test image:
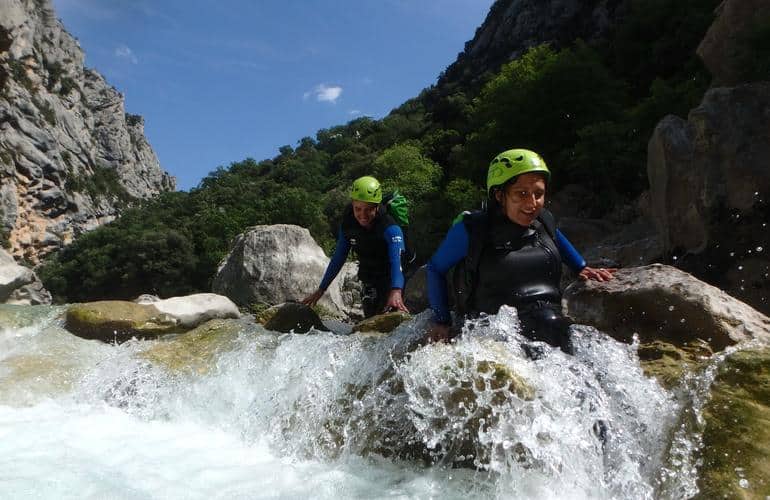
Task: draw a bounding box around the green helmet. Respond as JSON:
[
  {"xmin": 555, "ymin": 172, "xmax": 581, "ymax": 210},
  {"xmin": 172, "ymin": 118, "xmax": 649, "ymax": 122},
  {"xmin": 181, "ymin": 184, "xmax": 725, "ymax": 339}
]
[
  {"xmin": 350, "ymin": 176, "xmax": 382, "ymax": 203},
  {"xmin": 486, "ymin": 148, "xmax": 550, "ymax": 194}
]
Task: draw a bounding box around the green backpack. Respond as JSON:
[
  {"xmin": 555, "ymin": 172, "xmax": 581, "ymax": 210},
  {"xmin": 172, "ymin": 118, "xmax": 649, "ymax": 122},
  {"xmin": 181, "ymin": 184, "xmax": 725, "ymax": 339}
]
[
  {"xmin": 381, "ymin": 190, "xmax": 416, "ymax": 268},
  {"xmin": 382, "ymin": 190, "xmax": 409, "ymax": 226}
]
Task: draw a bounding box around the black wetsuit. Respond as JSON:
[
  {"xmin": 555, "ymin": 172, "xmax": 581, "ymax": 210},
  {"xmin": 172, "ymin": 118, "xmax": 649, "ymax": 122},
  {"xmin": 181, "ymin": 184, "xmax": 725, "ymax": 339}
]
[
  {"xmin": 319, "ymin": 205, "xmax": 407, "ymax": 318},
  {"xmin": 427, "ymin": 209, "xmax": 586, "ymax": 354}
]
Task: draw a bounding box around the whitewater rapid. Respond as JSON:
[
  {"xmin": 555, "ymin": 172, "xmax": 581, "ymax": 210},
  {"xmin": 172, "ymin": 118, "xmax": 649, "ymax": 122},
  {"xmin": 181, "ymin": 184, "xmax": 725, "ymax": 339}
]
[{"xmin": 0, "ymin": 304, "xmax": 701, "ymax": 499}]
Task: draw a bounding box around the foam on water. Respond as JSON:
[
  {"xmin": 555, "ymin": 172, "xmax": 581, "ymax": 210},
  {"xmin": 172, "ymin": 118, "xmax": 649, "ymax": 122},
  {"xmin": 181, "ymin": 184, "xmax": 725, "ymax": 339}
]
[{"xmin": 0, "ymin": 304, "xmax": 710, "ymax": 499}]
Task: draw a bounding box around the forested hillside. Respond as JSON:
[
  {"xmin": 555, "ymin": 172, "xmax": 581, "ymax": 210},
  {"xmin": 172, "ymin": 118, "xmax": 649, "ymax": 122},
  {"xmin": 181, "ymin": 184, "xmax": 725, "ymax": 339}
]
[{"xmin": 40, "ymin": 0, "xmax": 730, "ymax": 302}]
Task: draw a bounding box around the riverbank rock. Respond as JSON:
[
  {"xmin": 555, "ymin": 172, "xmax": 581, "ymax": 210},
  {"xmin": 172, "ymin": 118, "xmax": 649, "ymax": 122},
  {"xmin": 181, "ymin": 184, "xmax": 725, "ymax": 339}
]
[
  {"xmin": 564, "ymin": 264, "xmax": 770, "ymax": 351},
  {"xmin": 257, "ymin": 302, "xmax": 327, "ymax": 334},
  {"xmin": 0, "ymin": 248, "xmax": 50, "ymax": 305},
  {"xmin": 697, "ymin": 346, "xmax": 770, "ymax": 498},
  {"xmin": 139, "ymin": 318, "xmax": 245, "ymax": 375},
  {"xmin": 65, "ymin": 293, "xmax": 239, "ymax": 342},
  {"xmin": 212, "ymin": 224, "xmax": 358, "ymax": 318}
]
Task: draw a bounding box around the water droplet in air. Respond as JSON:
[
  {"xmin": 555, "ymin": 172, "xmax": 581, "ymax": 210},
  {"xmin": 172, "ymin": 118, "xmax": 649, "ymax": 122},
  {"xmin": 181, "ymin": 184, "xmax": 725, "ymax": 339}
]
[
  {"xmin": 739, "ymin": 478, "xmax": 750, "ymax": 488},
  {"xmin": 738, "ymin": 266, "xmax": 744, "ymax": 271},
  {"xmin": 668, "ymin": 306, "xmax": 675, "ymax": 311},
  {"xmin": 757, "ymin": 246, "xmax": 764, "ymax": 253}
]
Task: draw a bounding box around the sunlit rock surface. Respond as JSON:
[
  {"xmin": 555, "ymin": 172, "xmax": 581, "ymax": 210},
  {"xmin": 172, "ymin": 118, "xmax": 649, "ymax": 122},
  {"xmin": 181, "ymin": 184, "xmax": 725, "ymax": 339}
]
[
  {"xmin": 212, "ymin": 224, "xmax": 359, "ymax": 318},
  {"xmin": 151, "ymin": 293, "xmax": 239, "ymax": 328},
  {"xmin": 65, "ymin": 293, "xmax": 239, "ymax": 342}
]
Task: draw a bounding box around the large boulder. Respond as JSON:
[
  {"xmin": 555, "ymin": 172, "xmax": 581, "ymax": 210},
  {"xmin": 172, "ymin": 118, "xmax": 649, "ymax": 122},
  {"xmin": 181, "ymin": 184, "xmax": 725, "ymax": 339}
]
[
  {"xmin": 697, "ymin": 0, "xmax": 770, "ymax": 86},
  {"xmin": 564, "ymin": 264, "xmax": 770, "ymax": 351},
  {"xmin": 0, "ymin": 248, "xmax": 50, "ymax": 304},
  {"xmin": 212, "ymin": 224, "xmax": 358, "ymax": 318},
  {"xmin": 647, "ymin": 83, "xmax": 770, "ymax": 313},
  {"xmin": 65, "ymin": 293, "xmax": 239, "ymax": 343}
]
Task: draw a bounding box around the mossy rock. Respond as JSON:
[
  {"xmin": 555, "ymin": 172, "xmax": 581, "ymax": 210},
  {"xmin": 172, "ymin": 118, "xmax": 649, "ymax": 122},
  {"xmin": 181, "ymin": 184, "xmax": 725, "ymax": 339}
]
[
  {"xmin": 352, "ymin": 311, "xmax": 410, "ymax": 334},
  {"xmin": 696, "ymin": 346, "xmax": 770, "ymax": 499},
  {"xmin": 65, "ymin": 301, "xmax": 181, "ymax": 343},
  {"xmin": 637, "ymin": 339, "xmax": 713, "ymax": 389},
  {"xmin": 139, "ymin": 318, "xmax": 244, "ymax": 374}
]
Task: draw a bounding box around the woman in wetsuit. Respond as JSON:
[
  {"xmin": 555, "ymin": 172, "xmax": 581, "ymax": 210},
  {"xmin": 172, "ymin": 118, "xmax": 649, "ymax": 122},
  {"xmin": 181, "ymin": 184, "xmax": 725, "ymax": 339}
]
[
  {"xmin": 302, "ymin": 176, "xmax": 409, "ymax": 318},
  {"xmin": 425, "ymin": 149, "xmax": 615, "ymax": 352}
]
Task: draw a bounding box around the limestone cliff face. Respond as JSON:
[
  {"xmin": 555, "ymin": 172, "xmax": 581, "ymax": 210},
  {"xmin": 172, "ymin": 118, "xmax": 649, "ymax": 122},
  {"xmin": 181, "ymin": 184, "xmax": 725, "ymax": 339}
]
[
  {"xmin": 0, "ymin": 0, "xmax": 175, "ymax": 264},
  {"xmin": 440, "ymin": 0, "xmax": 627, "ymax": 87}
]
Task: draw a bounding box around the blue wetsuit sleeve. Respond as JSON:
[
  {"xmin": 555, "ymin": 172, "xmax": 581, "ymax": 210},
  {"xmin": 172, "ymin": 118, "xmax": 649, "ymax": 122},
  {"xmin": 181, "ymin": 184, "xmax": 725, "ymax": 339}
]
[
  {"xmin": 556, "ymin": 229, "xmax": 586, "ymax": 273},
  {"xmin": 383, "ymin": 225, "xmax": 406, "ymax": 289},
  {"xmin": 426, "ymin": 222, "xmax": 470, "ymax": 325},
  {"xmin": 319, "ymin": 227, "xmax": 350, "ymax": 290}
]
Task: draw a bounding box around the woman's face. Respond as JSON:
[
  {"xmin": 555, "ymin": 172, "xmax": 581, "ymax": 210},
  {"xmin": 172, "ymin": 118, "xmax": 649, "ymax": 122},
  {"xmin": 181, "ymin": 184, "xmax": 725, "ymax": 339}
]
[
  {"xmin": 495, "ymin": 172, "xmax": 547, "ymax": 227},
  {"xmin": 352, "ymin": 199, "xmax": 378, "ymax": 228}
]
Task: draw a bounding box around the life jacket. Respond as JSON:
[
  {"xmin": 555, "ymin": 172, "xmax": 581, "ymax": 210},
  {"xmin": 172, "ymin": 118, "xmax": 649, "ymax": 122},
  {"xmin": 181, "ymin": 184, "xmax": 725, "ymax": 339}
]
[
  {"xmin": 341, "ymin": 204, "xmax": 402, "ymax": 284},
  {"xmin": 452, "ymin": 208, "xmax": 562, "ymax": 315}
]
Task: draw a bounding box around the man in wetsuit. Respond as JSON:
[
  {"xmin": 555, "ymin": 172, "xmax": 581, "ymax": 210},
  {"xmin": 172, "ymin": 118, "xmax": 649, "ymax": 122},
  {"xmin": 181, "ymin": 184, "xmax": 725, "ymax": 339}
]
[
  {"xmin": 302, "ymin": 176, "xmax": 409, "ymax": 317},
  {"xmin": 425, "ymin": 149, "xmax": 615, "ymax": 352}
]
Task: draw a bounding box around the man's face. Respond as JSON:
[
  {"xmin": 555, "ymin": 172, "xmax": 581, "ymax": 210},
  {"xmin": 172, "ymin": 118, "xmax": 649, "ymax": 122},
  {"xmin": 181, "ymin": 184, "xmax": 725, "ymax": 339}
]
[{"xmin": 352, "ymin": 199, "xmax": 378, "ymax": 228}]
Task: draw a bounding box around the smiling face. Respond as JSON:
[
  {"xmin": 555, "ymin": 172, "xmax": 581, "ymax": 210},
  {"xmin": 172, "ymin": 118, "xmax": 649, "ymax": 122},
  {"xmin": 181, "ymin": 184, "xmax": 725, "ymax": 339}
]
[
  {"xmin": 494, "ymin": 172, "xmax": 546, "ymax": 227},
  {"xmin": 352, "ymin": 199, "xmax": 378, "ymax": 228}
]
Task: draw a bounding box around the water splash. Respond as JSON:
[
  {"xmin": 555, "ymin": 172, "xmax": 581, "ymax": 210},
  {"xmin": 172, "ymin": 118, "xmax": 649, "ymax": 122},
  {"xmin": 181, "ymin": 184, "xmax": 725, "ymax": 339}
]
[{"xmin": 0, "ymin": 304, "xmax": 724, "ymax": 499}]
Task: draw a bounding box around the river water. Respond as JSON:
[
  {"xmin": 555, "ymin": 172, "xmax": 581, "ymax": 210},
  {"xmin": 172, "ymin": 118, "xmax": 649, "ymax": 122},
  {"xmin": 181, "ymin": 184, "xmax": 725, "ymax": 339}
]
[{"xmin": 0, "ymin": 304, "xmax": 707, "ymax": 499}]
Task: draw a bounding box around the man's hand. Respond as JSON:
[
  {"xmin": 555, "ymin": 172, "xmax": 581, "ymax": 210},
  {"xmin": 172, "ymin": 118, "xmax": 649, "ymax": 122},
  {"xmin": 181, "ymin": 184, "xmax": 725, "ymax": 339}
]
[
  {"xmin": 384, "ymin": 288, "xmax": 409, "ymax": 314},
  {"xmin": 301, "ymin": 288, "xmax": 325, "ymax": 307},
  {"xmin": 579, "ymin": 266, "xmax": 617, "ymax": 282}
]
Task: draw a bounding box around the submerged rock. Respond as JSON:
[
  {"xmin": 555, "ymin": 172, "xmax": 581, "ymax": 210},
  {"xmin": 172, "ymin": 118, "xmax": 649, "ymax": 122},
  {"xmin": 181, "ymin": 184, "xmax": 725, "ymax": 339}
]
[
  {"xmin": 636, "ymin": 339, "xmax": 713, "ymax": 389},
  {"xmin": 352, "ymin": 311, "xmax": 411, "ymax": 335},
  {"xmin": 697, "ymin": 346, "xmax": 770, "ymax": 498},
  {"xmin": 139, "ymin": 318, "xmax": 244, "ymax": 374}
]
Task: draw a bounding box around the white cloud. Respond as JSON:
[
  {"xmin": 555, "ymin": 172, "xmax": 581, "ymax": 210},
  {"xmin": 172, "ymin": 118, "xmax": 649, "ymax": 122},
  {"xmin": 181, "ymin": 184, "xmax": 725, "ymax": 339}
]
[
  {"xmin": 349, "ymin": 109, "xmax": 361, "ymax": 116},
  {"xmin": 114, "ymin": 44, "xmax": 138, "ymax": 64},
  {"xmin": 304, "ymin": 84, "xmax": 342, "ymax": 104}
]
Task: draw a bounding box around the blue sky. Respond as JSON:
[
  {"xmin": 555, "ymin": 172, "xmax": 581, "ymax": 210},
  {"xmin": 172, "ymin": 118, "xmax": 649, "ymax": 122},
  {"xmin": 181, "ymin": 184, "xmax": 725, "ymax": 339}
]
[{"xmin": 51, "ymin": 0, "xmax": 495, "ymax": 191}]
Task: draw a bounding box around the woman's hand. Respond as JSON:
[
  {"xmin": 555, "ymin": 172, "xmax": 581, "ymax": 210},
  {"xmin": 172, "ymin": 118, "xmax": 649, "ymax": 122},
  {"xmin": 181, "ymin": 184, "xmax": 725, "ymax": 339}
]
[
  {"xmin": 301, "ymin": 288, "xmax": 325, "ymax": 307},
  {"xmin": 384, "ymin": 288, "xmax": 409, "ymax": 314},
  {"xmin": 579, "ymin": 266, "xmax": 617, "ymax": 282}
]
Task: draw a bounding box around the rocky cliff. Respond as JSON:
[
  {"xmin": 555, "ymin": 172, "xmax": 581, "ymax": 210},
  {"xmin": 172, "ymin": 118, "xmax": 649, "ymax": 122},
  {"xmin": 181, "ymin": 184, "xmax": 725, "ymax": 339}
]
[
  {"xmin": 0, "ymin": 0, "xmax": 175, "ymax": 264},
  {"xmin": 439, "ymin": 0, "xmax": 627, "ymax": 88}
]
